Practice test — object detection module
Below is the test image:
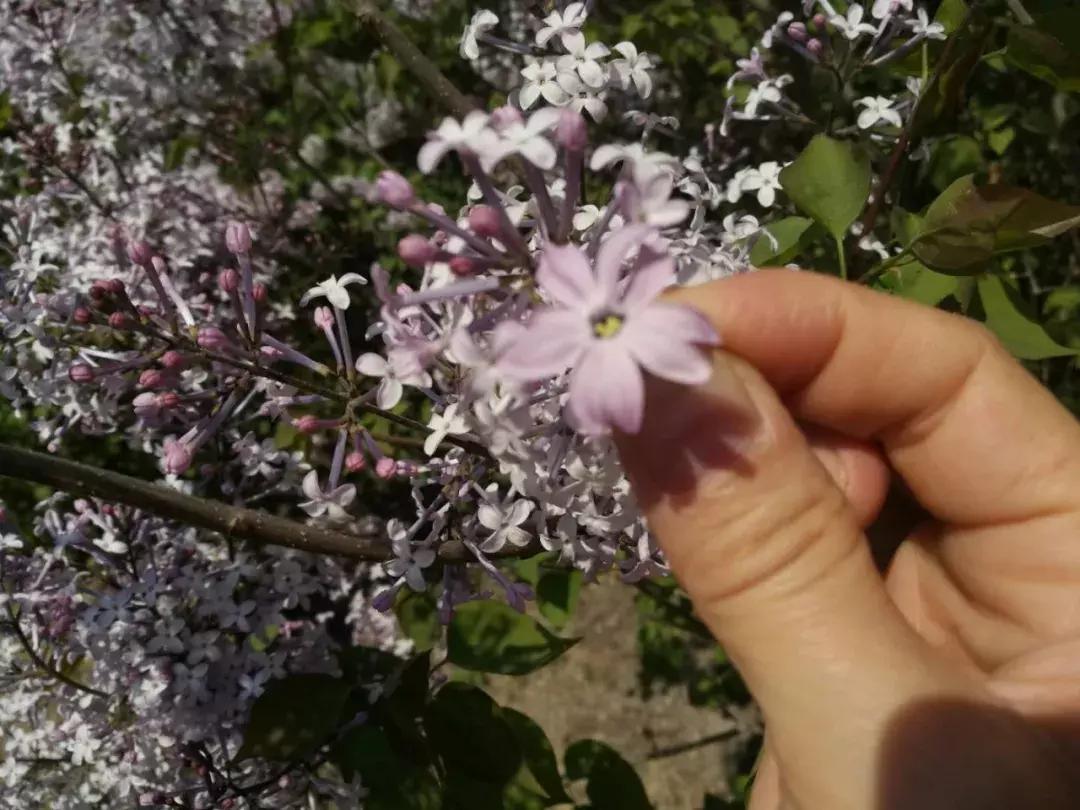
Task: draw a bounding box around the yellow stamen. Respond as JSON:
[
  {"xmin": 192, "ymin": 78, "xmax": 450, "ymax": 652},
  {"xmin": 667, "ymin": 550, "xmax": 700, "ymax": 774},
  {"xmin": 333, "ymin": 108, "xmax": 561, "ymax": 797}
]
[{"xmin": 592, "ymin": 314, "xmax": 624, "ymax": 338}]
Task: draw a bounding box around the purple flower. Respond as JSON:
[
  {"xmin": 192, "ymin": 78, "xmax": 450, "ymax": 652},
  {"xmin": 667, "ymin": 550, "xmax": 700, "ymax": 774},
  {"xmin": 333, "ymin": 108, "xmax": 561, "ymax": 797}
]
[{"xmin": 498, "ymin": 225, "xmax": 718, "ymax": 435}]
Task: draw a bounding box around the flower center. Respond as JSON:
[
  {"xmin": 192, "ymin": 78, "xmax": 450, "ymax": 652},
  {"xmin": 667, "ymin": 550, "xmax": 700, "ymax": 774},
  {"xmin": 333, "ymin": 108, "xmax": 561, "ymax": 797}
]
[{"xmin": 591, "ymin": 312, "xmax": 624, "ymax": 338}]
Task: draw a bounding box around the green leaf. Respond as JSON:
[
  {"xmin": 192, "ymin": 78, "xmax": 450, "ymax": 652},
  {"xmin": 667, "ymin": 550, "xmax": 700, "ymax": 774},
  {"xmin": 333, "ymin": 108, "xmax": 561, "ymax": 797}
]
[
  {"xmin": 424, "ymin": 683, "xmax": 522, "ymax": 784},
  {"xmin": 334, "ymin": 725, "xmax": 442, "ymax": 810},
  {"xmin": 447, "ymin": 601, "xmax": 578, "ymax": 676},
  {"xmin": 986, "ymin": 127, "xmax": 1015, "ymax": 156},
  {"xmin": 536, "ymin": 569, "xmax": 582, "ymax": 630},
  {"xmin": 893, "ymin": 261, "xmax": 960, "ymax": 307},
  {"xmin": 565, "ymin": 740, "xmax": 652, "ymax": 810},
  {"xmin": 749, "ymin": 217, "xmax": 814, "ymax": 266},
  {"xmin": 395, "ymin": 590, "xmax": 441, "ymax": 651},
  {"xmin": 912, "ymin": 177, "xmax": 1080, "ymax": 273},
  {"xmin": 237, "ymin": 674, "xmax": 351, "ymax": 761},
  {"xmin": 503, "ymin": 709, "xmax": 571, "ymax": 803},
  {"xmin": 935, "ymin": 0, "xmax": 968, "ymax": 34},
  {"xmin": 778, "ymin": 135, "xmax": 871, "ymax": 241},
  {"xmin": 926, "ymin": 135, "xmax": 983, "ymax": 192},
  {"xmin": 1005, "ymin": 13, "xmax": 1080, "ymax": 92},
  {"xmin": 911, "ymin": 10, "xmax": 994, "ymax": 137},
  {"xmin": 977, "ymin": 275, "xmax": 1076, "ymax": 360}
]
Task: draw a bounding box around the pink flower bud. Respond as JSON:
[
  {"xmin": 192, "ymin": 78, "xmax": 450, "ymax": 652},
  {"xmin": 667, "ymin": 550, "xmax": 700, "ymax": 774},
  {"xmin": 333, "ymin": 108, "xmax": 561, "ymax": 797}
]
[
  {"xmin": 313, "ymin": 306, "xmax": 335, "ymax": 330},
  {"xmin": 218, "ymin": 268, "xmax": 240, "ymax": 292},
  {"xmin": 787, "ymin": 22, "xmax": 807, "ymax": 42},
  {"xmin": 449, "ymin": 256, "xmax": 477, "ymax": 276},
  {"xmin": 398, "ymin": 234, "xmax": 438, "ymax": 268},
  {"xmin": 89, "ymin": 283, "xmax": 108, "ymax": 301},
  {"xmin": 375, "ymin": 457, "xmax": 397, "ymax": 479},
  {"xmin": 73, "ymin": 307, "xmax": 91, "ymax": 325},
  {"xmin": 139, "ymin": 369, "xmax": 164, "ymax": 389},
  {"xmin": 294, "ymin": 414, "xmax": 321, "ymax": 434},
  {"xmin": 468, "ymin": 205, "xmax": 503, "ymax": 238},
  {"xmin": 68, "ymin": 364, "xmax": 95, "ymax": 384},
  {"xmin": 252, "ymin": 283, "xmax": 267, "ymax": 303},
  {"xmin": 105, "ymin": 278, "xmax": 126, "ymax": 295},
  {"xmin": 163, "ymin": 439, "xmax": 193, "ymax": 475},
  {"xmin": 375, "ymin": 170, "xmax": 416, "ymax": 210},
  {"xmin": 157, "ymin": 391, "xmax": 180, "ymax": 410},
  {"xmin": 161, "ymin": 350, "xmax": 186, "ymax": 370},
  {"xmin": 345, "ymin": 451, "xmax": 366, "ymax": 473},
  {"xmin": 108, "ymin": 312, "xmax": 131, "ymax": 330},
  {"xmin": 127, "ymin": 240, "xmax": 153, "ymax": 266},
  {"xmin": 196, "ymin": 326, "xmax": 227, "ymax": 350},
  {"xmin": 225, "ymin": 221, "xmax": 252, "ymax": 254},
  {"xmin": 490, "ymin": 105, "xmax": 524, "ymax": 131},
  {"xmin": 133, "ymin": 392, "xmax": 159, "ymax": 418},
  {"xmin": 555, "ymin": 108, "xmax": 588, "ymax": 151},
  {"xmin": 807, "ymin": 38, "xmax": 824, "ymax": 57},
  {"xmin": 812, "ymin": 13, "xmax": 827, "ymax": 28}
]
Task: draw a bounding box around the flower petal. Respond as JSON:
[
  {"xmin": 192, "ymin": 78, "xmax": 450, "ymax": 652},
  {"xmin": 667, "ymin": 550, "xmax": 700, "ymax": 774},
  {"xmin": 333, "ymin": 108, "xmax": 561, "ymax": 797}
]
[
  {"xmin": 621, "ymin": 254, "xmax": 675, "ymax": 312},
  {"xmin": 536, "ymin": 242, "xmax": 596, "ymax": 307},
  {"xmin": 594, "ymin": 223, "xmax": 655, "ymax": 301},
  {"xmin": 498, "ymin": 308, "xmax": 589, "ymax": 381},
  {"xmin": 355, "ymin": 353, "xmax": 388, "ymax": 377},
  {"xmin": 377, "ymin": 378, "xmax": 403, "ymax": 410},
  {"xmin": 566, "ymin": 341, "xmax": 644, "ymax": 435}
]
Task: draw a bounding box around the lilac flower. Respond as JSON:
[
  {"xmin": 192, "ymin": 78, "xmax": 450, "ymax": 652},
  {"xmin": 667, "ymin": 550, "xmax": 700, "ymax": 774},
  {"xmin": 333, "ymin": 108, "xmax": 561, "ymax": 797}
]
[
  {"xmin": 299, "ymin": 273, "xmax": 368, "ymax": 309},
  {"xmin": 460, "ymin": 10, "xmax": 499, "ymax": 60},
  {"xmin": 298, "ymin": 471, "xmax": 356, "ymax": 522},
  {"xmin": 356, "ymin": 351, "xmax": 432, "ymax": 409},
  {"xmin": 611, "ymin": 42, "xmax": 654, "ymax": 97},
  {"xmin": 418, "ymin": 112, "xmax": 498, "ymax": 173},
  {"xmin": 520, "ymin": 59, "xmax": 582, "ymax": 109},
  {"xmin": 830, "ymin": 4, "xmax": 877, "ymax": 39},
  {"xmin": 908, "ymin": 8, "xmax": 946, "ymax": 39},
  {"xmin": 498, "ymin": 225, "xmax": 718, "ymax": 434},
  {"xmin": 476, "ymin": 485, "xmax": 535, "ymax": 553},
  {"xmin": 872, "ymin": 0, "xmax": 913, "ymax": 18},
  {"xmin": 558, "ymin": 41, "xmax": 611, "ymax": 90},
  {"xmin": 385, "ymin": 519, "xmax": 438, "ymax": 590},
  {"xmin": 855, "ymin": 96, "xmax": 904, "ymax": 130},
  {"xmin": 424, "ymin": 403, "xmax": 470, "ymax": 455},
  {"xmin": 535, "ymin": 2, "xmax": 588, "ymax": 52}
]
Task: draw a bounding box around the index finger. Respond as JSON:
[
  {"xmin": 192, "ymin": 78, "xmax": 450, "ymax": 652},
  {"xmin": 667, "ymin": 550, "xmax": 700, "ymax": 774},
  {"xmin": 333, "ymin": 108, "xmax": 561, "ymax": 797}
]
[{"xmin": 672, "ymin": 269, "xmax": 1080, "ymax": 527}]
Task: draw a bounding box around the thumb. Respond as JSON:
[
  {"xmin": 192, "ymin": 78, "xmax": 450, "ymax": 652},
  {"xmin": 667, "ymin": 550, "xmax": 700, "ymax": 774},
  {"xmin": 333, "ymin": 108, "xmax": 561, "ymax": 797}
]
[{"xmin": 616, "ymin": 352, "xmax": 978, "ymax": 808}]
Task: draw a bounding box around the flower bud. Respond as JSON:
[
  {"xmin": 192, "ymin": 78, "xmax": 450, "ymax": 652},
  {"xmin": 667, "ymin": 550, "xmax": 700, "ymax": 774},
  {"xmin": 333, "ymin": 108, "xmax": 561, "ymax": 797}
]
[
  {"xmin": 163, "ymin": 440, "xmax": 193, "ymax": 475},
  {"xmin": 105, "ymin": 278, "xmax": 126, "ymax": 295},
  {"xmin": 196, "ymin": 326, "xmax": 227, "ymax": 350},
  {"xmin": 294, "ymin": 414, "xmax": 321, "ymax": 434},
  {"xmin": 449, "ymin": 256, "xmax": 477, "ymax": 276},
  {"xmin": 138, "ymin": 369, "xmax": 164, "ymax": 389},
  {"xmin": 225, "ymin": 221, "xmax": 252, "ymax": 254},
  {"xmin": 160, "ymin": 350, "xmax": 186, "ymax": 370},
  {"xmin": 787, "ymin": 22, "xmax": 808, "ymax": 42},
  {"xmin": 88, "ymin": 283, "xmax": 108, "ymax": 301},
  {"xmin": 812, "ymin": 13, "xmax": 827, "ymax": 28},
  {"xmin": 468, "ymin": 205, "xmax": 503, "ymax": 238},
  {"xmin": 73, "ymin": 307, "xmax": 91, "ymax": 325},
  {"xmin": 555, "ymin": 108, "xmax": 588, "ymax": 151},
  {"xmin": 68, "ymin": 364, "xmax": 95, "ymax": 384},
  {"xmin": 133, "ymin": 392, "xmax": 160, "ymax": 419},
  {"xmin": 345, "ymin": 451, "xmax": 366, "ymax": 473},
  {"xmin": 490, "ymin": 105, "xmax": 524, "ymax": 131},
  {"xmin": 108, "ymin": 312, "xmax": 131, "ymax": 330},
  {"xmin": 807, "ymin": 38, "xmax": 824, "ymax": 57},
  {"xmin": 127, "ymin": 240, "xmax": 153, "ymax": 266},
  {"xmin": 313, "ymin": 306, "xmax": 335, "ymax": 330},
  {"xmin": 375, "ymin": 170, "xmax": 416, "ymax": 210},
  {"xmin": 375, "ymin": 457, "xmax": 397, "ymax": 479},
  {"xmin": 252, "ymin": 283, "xmax": 267, "ymax": 303},
  {"xmin": 157, "ymin": 391, "xmax": 180, "ymax": 410},
  {"xmin": 398, "ymin": 234, "xmax": 438, "ymax": 268},
  {"xmin": 218, "ymin": 268, "xmax": 240, "ymax": 292}
]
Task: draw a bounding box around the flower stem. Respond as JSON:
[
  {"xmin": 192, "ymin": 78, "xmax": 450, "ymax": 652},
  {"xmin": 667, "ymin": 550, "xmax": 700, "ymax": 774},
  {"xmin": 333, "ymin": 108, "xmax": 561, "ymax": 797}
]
[{"xmin": 836, "ymin": 235, "xmax": 848, "ymax": 281}]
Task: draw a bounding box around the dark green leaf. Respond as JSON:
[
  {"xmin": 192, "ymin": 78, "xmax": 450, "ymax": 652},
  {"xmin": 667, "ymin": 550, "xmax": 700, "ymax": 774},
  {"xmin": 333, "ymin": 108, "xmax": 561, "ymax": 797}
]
[
  {"xmin": 424, "ymin": 683, "xmax": 521, "ymax": 784},
  {"xmin": 927, "ymin": 135, "xmax": 983, "ymax": 191},
  {"xmin": 1005, "ymin": 13, "xmax": 1080, "ymax": 92},
  {"xmin": 395, "ymin": 590, "xmax": 442, "ymax": 651},
  {"xmin": 334, "ymin": 725, "xmax": 442, "ymax": 809},
  {"xmin": 935, "ymin": 0, "xmax": 968, "ymax": 34},
  {"xmin": 977, "ymin": 275, "xmax": 1076, "ymax": 360},
  {"xmin": 749, "ymin": 217, "xmax": 814, "ymax": 266},
  {"xmin": 237, "ymin": 674, "xmax": 351, "ymax": 761},
  {"xmin": 893, "ymin": 261, "xmax": 960, "ymax": 307},
  {"xmin": 503, "ymin": 709, "xmax": 571, "ymax": 803},
  {"xmin": 448, "ymin": 600, "xmax": 578, "ymax": 676},
  {"xmin": 911, "ymin": 10, "xmax": 993, "ymax": 138},
  {"xmin": 536, "ymin": 569, "xmax": 582, "ymax": 630},
  {"xmin": 565, "ymin": 740, "xmax": 652, "ymax": 810},
  {"xmin": 778, "ymin": 136, "xmax": 871, "ymax": 241}
]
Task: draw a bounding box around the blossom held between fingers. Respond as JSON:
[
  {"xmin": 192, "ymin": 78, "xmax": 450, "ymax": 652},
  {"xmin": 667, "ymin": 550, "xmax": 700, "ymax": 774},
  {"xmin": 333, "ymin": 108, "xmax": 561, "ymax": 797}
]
[{"xmin": 498, "ymin": 225, "xmax": 718, "ymax": 435}]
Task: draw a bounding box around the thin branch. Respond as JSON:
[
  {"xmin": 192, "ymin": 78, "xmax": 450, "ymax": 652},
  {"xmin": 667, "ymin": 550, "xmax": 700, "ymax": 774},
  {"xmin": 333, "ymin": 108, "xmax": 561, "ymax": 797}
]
[
  {"xmin": 3, "ymin": 602, "xmax": 109, "ymax": 698},
  {"xmin": 647, "ymin": 729, "xmax": 738, "ymax": 761},
  {"xmin": 0, "ymin": 443, "xmax": 525, "ymax": 561},
  {"xmin": 350, "ymin": 0, "xmax": 477, "ymax": 119}
]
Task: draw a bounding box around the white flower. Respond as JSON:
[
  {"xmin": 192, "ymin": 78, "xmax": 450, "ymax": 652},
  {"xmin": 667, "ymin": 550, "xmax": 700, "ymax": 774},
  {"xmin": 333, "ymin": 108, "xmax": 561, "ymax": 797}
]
[
  {"xmin": 536, "ymin": 1, "xmax": 588, "ymax": 52},
  {"xmin": 0, "ymin": 533, "xmax": 23, "ymax": 551},
  {"xmin": 831, "ymin": 4, "xmax": 877, "ymax": 40},
  {"xmin": 907, "ymin": 7, "xmax": 946, "ymax": 39},
  {"xmin": 872, "ymin": 0, "xmax": 913, "ymax": 19},
  {"xmin": 424, "ymin": 402, "xmax": 470, "ymax": 456},
  {"xmin": 355, "ymin": 351, "xmax": 432, "ymax": 409},
  {"xmin": 721, "ymin": 214, "xmax": 763, "ymax": 246},
  {"xmin": 477, "ymin": 486, "xmax": 534, "ymax": 553},
  {"xmin": 385, "ymin": 519, "xmax": 437, "ymax": 591},
  {"xmin": 417, "ymin": 111, "xmax": 498, "ymax": 173},
  {"xmin": 557, "ymin": 41, "xmax": 611, "ymax": 89},
  {"xmin": 743, "ymin": 75, "xmax": 793, "ymax": 117},
  {"xmin": 762, "ymin": 11, "xmax": 794, "ymax": 48},
  {"xmin": 590, "ymin": 142, "xmax": 679, "ymax": 181},
  {"xmin": 737, "ymin": 161, "xmax": 785, "ymax": 208},
  {"xmin": 299, "ymin": 470, "xmax": 356, "ymax": 522},
  {"xmin": 299, "ymin": 273, "xmax": 367, "ymax": 309},
  {"xmin": 855, "ymin": 96, "xmax": 904, "ymax": 130},
  {"xmin": 495, "ymin": 108, "xmax": 560, "ymax": 169},
  {"xmin": 520, "ymin": 59, "xmax": 582, "ymax": 109},
  {"xmin": 460, "ymin": 10, "xmax": 498, "ymax": 60},
  {"xmin": 622, "ymin": 171, "xmax": 690, "ymax": 229},
  {"xmin": 611, "ymin": 42, "xmax": 653, "ymax": 97}
]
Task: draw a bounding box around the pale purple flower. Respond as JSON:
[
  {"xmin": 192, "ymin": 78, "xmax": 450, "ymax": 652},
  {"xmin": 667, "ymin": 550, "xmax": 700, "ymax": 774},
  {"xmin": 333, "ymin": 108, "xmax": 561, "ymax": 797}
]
[
  {"xmin": 611, "ymin": 42, "xmax": 653, "ymax": 97},
  {"xmin": 557, "ymin": 41, "xmax": 611, "ymax": 89},
  {"xmin": 424, "ymin": 403, "xmax": 470, "ymax": 455},
  {"xmin": 872, "ymin": 0, "xmax": 913, "ymax": 18},
  {"xmin": 299, "ymin": 273, "xmax": 368, "ymax": 309},
  {"xmin": 460, "ymin": 10, "xmax": 499, "ymax": 60},
  {"xmin": 355, "ymin": 351, "xmax": 431, "ymax": 409},
  {"xmin": 298, "ymin": 470, "xmax": 356, "ymax": 522},
  {"xmin": 385, "ymin": 519, "xmax": 437, "ymax": 590},
  {"xmin": 520, "ymin": 59, "xmax": 582, "ymax": 109},
  {"xmin": 907, "ymin": 8, "xmax": 946, "ymax": 39},
  {"xmin": 855, "ymin": 96, "xmax": 904, "ymax": 130},
  {"xmin": 476, "ymin": 485, "xmax": 534, "ymax": 553},
  {"xmin": 831, "ymin": 4, "xmax": 877, "ymax": 39},
  {"xmin": 494, "ymin": 108, "xmax": 560, "ymax": 169},
  {"xmin": 535, "ymin": 2, "xmax": 588, "ymax": 52},
  {"xmin": 418, "ymin": 112, "xmax": 498, "ymax": 173},
  {"xmin": 739, "ymin": 161, "xmax": 785, "ymax": 208},
  {"xmin": 498, "ymin": 225, "xmax": 718, "ymax": 435}
]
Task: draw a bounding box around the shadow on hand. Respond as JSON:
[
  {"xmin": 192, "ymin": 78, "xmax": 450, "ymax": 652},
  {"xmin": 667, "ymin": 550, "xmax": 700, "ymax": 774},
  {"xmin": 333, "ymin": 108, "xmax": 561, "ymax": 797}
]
[{"xmin": 879, "ymin": 698, "xmax": 1080, "ymax": 810}]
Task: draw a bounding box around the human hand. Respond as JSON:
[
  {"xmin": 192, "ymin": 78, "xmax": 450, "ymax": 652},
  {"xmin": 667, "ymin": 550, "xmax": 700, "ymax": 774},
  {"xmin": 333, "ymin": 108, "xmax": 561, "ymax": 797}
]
[{"xmin": 616, "ymin": 270, "xmax": 1080, "ymax": 810}]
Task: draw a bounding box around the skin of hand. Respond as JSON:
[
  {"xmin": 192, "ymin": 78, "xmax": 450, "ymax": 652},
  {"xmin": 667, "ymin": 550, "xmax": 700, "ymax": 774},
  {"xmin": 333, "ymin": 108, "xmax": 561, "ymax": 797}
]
[{"xmin": 616, "ymin": 270, "xmax": 1080, "ymax": 810}]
